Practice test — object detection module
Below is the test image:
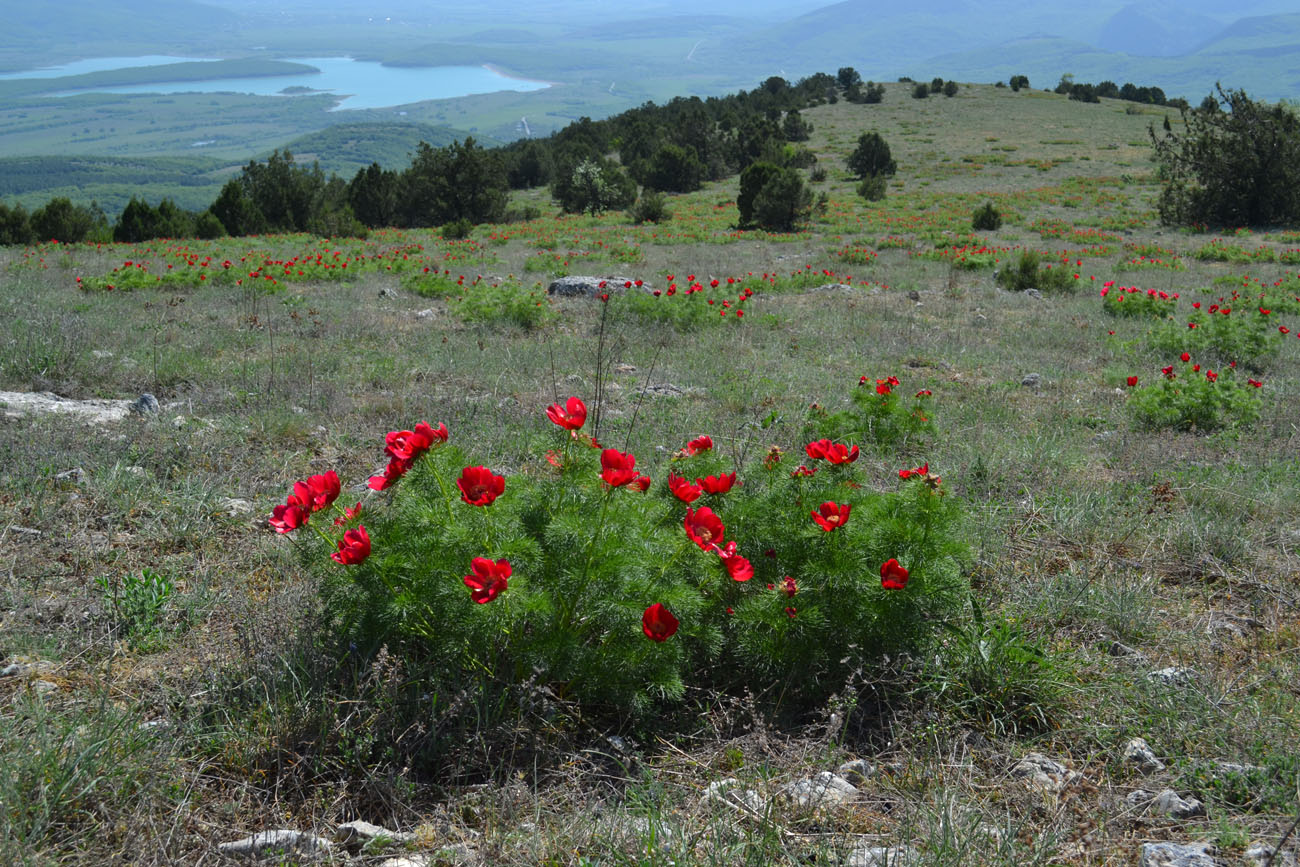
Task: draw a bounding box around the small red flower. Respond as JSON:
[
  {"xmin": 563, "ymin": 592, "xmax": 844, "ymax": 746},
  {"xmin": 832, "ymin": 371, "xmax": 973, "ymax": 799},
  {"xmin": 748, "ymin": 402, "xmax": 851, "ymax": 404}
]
[
  {"xmin": 331, "ymin": 525, "xmax": 371, "ymax": 565},
  {"xmin": 633, "ymin": 474, "xmax": 652, "ymax": 492},
  {"xmin": 546, "ymin": 396, "xmax": 587, "ymax": 430},
  {"xmin": 686, "ymin": 435, "xmax": 713, "ymax": 454},
  {"xmin": 1206, "ymin": 369, "xmax": 1218, "ymax": 382},
  {"xmin": 1127, "ymin": 376, "xmax": 1138, "ymax": 387},
  {"xmin": 297, "ymin": 470, "xmax": 341, "ymax": 513},
  {"xmin": 717, "ymin": 541, "xmax": 754, "ymax": 582},
  {"xmin": 457, "ymin": 466, "xmax": 506, "ymax": 506},
  {"xmin": 916, "ymin": 389, "xmax": 932, "ymax": 397},
  {"xmin": 385, "ymin": 422, "xmax": 447, "ymax": 461},
  {"xmin": 1162, "ymin": 366, "xmax": 1175, "ymax": 379},
  {"xmin": 269, "ymin": 501, "xmax": 308, "ymax": 534},
  {"xmin": 1248, "ymin": 378, "xmax": 1263, "ymax": 388},
  {"xmin": 642, "ymin": 603, "xmax": 679, "ymax": 642},
  {"xmin": 368, "ymin": 456, "xmax": 412, "ymax": 491},
  {"xmin": 781, "ymin": 575, "xmax": 797, "ymax": 598},
  {"xmin": 1280, "ymin": 326, "xmax": 1291, "ymax": 335},
  {"xmin": 599, "ymin": 448, "xmax": 638, "ymax": 487},
  {"xmin": 811, "ymin": 502, "xmax": 851, "ymax": 532},
  {"xmin": 696, "ymin": 472, "xmax": 737, "ymax": 494},
  {"xmin": 668, "ymin": 472, "xmax": 703, "ymax": 503},
  {"xmin": 784, "ymin": 606, "xmax": 797, "ymax": 618},
  {"xmin": 463, "ymin": 557, "xmax": 511, "ymax": 604},
  {"xmin": 1180, "ymin": 352, "xmax": 1191, "ymax": 362},
  {"xmin": 684, "ymin": 505, "xmax": 725, "ymax": 550},
  {"xmin": 791, "ymin": 464, "xmax": 816, "ymax": 478},
  {"xmin": 880, "ymin": 558, "xmax": 910, "ymax": 590}
]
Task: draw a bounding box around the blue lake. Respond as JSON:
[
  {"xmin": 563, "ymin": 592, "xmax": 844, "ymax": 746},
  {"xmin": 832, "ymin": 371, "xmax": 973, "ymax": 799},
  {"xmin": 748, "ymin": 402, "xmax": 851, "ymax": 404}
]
[{"xmin": 2, "ymin": 56, "xmax": 549, "ymax": 110}]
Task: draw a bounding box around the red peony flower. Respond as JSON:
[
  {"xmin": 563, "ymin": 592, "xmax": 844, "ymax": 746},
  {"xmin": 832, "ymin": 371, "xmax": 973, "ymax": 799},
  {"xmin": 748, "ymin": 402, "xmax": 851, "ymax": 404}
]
[
  {"xmin": 668, "ymin": 472, "xmax": 703, "ymax": 503},
  {"xmin": 811, "ymin": 501, "xmax": 851, "ymax": 532},
  {"xmin": 805, "ymin": 439, "xmax": 831, "ymax": 460},
  {"xmin": 331, "ymin": 525, "xmax": 371, "ymax": 565},
  {"xmin": 633, "ymin": 474, "xmax": 652, "ymax": 492},
  {"xmin": 791, "ymin": 464, "xmax": 816, "ymax": 478},
  {"xmin": 457, "ymin": 466, "xmax": 506, "ymax": 506},
  {"xmin": 297, "ymin": 470, "xmax": 340, "ymax": 513},
  {"xmin": 463, "ymin": 557, "xmax": 511, "ymax": 604},
  {"xmin": 683, "ymin": 505, "xmax": 725, "ymax": 550},
  {"xmin": 385, "ymin": 422, "xmax": 446, "ymax": 461},
  {"xmin": 822, "ymin": 443, "xmax": 859, "ymax": 465},
  {"xmin": 717, "ymin": 541, "xmax": 753, "ymax": 582},
  {"xmin": 599, "ymin": 448, "xmax": 638, "ymax": 487},
  {"xmin": 785, "ymin": 606, "xmax": 797, "ymax": 618},
  {"xmin": 269, "ymin": 501, "xmax": 308, "ymax": 534},
  {"xmin": 1180, "ymin": 352, "xmax": 1191, "ymax": 362},
  {"xmin": 1127, "ymin": 376, "xmax": 1138, "ymax": 387},
  {"xmin": 642, "ymin": 603, "xmax": 679, "ymax": 642},
  {"xmin": 545, "ymin": 396, "xmax": 587, "ymax": 430},
  {"xmin": 880, "ymin": 558, "xmax": 910, "ymax": 590},
  {"xmin": 686, "ymin": 435, "xmax": 713, "ymax": 454},
  {"xmin": 781, "ymin": 575, "xmax": 797, "ymax": 598},
  {"xmin": 696, "ymin": 472, "xmax": 737, "ymax": 494},
  {"xmin": 368, "ymin": 456, "xmax": 413, "ymax": 491}
]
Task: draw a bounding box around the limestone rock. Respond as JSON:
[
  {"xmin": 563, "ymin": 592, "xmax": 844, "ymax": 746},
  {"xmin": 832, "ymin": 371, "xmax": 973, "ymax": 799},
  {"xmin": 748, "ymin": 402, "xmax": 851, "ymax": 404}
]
[
  {"xmin": 1010, "ymin": 753, "xmax": 1080, "ymax": 791},
  {"xmin": 702, "ymin": 777, "xmax": 765, "ymax": 816},
  {"xmin": 779, "ymin": 771, "xmax": 858, "ymax": 809},
  {"xmin": 1021, "ymin": 373, "xmax": 1042, "ymax": 388},
  {"xmin": 837, "ymin": 759, "xmax": 876, "ymax": 785},
  {"xmin": 547, "ymin": 276, "xmax": 650, "ymax": 297},
  {"xmin": 1122, "ymin": 737, "xmax": 1166, "ymax": 773},
  {"xmin": 847, "ymin": 845, "xmax": 919, "ymax": 866},
  {"xmin": 335, "ymin": 819, "xmax": 414, "ymax": 850},
  {"xmin": 218, "ymin": 829, "xmax": 334, "ymax": 858},
  {"xmin": 1139, "ymin": 841, "xmax": 1219, "ymax": 867}
]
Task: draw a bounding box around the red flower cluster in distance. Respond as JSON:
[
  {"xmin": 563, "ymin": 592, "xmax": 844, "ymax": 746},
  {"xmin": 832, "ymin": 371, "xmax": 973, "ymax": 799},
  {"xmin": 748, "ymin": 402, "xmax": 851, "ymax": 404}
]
[
  {"xmin": 457, "ymin": 466, "xmax": 506, "ymax": 506},
  {"xmin": 546, "ymin": 396, "xmax": 587, "ymax": 431},
  {"xmin": 464, "ymin": 557, "xmax": 511, "ymax": 604},
  {"xmin": 369, "ymin": 422, "xmax": 448, "ymax": 490}
]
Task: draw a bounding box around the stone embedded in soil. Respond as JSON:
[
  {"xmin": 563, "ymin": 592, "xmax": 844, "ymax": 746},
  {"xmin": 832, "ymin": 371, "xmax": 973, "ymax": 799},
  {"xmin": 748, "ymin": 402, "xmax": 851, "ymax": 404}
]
[
  {"xmin": 547, "ymin": 276, "xmax": 651, "ymax": 297},
  {"xmin": 1246, "ymin": 843, "xmax": 1297, "ymax": 866},
  {"xmin": 1122, "ymin": 737, "xmax": 1166, "ymax": 773},
  {"xmin": 847, "ymin": 845, "xmax": 919, "ymax": 866},
  {"xmin": 1148, "ymin": 666, "xmax": 1196, "ymax": 686},
  {"xmin": 1139, "ymin": 841, "xmax": 1220, "ymax": 867},
  {"xmin": 1024, "ymin": 288, "xmax": 1043, "ymax": 300},
  {"xmin": 1010, "ymin": 753, "xmax": 1081, "ymax": 791},
  {"xmin": 377, "ymin": 858, "xmax": 431, "ymax": 867},
  {"xmin": 779, "ymin": 771, "xmax": 858, "ymax": 809},
  {"xmin": 335, "ymin": 819, "xmax": 414, "ymax": 850},
  {"xmin": 217, "ymin": 829, "xmax": 334, "ymax": 858},
  {"xmin": 837, "ymin": 759, "xmax": 876, "ymax": 785},
  {"xmin": 702, "ymin": 777, "xmax": 766, "ymax": 815},
  {"xmin": 1, "ymin": 391, "xmax": 137, "ymax": 425},
  {"xmin": 1021, "ymin": 373, "xmax": 1042, "ymax": 388},
  {"xmin": 130, "ymin": 392, "xmax": 160, "ymax": 415},
  {"xmin": 219, "ymin": 498, "xmax": 254, "ymax": 517},
  {"xmin": 1127, "ymin": 789, "xmax": 1206, "ymax": 819}
]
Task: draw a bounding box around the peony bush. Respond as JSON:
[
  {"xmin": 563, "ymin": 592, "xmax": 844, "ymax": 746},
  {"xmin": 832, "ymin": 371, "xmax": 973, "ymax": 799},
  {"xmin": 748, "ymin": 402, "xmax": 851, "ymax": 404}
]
[{"xmin": 270, "ymin": 380, "xmax": 968, "ymax": 716}]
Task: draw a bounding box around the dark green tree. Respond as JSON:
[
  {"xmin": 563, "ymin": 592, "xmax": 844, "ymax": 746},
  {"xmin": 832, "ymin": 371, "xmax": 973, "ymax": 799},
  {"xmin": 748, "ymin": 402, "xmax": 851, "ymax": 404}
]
[
  {"xmin": 846, "ymin": 132, "xmax": 897, "ymax": 179},
  {"xmin": 643, "ymin": 143, "xmax": 704, "ymax": 193},
  {"xmin": 1150, "ymin": 85, "xmax": 1300, "ymax": 227},
  {"xmin": 209, "ymin": 179, "xmax": 267, "ymax": 237},
  {"xmin": 782, "ymin": 110, "xmax": 812, "ymax": 142},
  {"xmin": 348, "ymin": 162, "xmax": 400, "ymax": 228},
  {"xmin": 737, "ymin": 162, "xmax": 810, "ymax": 230},
  {"xmin": 837, "ymin": 67, "xmax": 863, "ymax": 90},
  {"xmin": 912, "ymin": 82, "xmax": 929, "ymax": 99},
  {"xmin": 942, "ymin": 80, "xmax": 959, "ymax": 98},
  {"xmin": 0, "ymin": 201, "xmax": 34, "ymax": 246},
  {"xmin": 30, "ymin": 197, "xmax": 104, "ymax": 243},
  {"xmin": 1009, "ymin": 75, "xmax": 1030, "ymax": 92}
]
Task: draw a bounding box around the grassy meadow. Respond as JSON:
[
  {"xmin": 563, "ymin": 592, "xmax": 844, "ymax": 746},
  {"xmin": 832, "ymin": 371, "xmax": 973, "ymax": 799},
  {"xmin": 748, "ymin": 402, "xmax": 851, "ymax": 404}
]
[{"xmin": 1, "ymin": 82, "xmax": 1299, "ymax": 865}]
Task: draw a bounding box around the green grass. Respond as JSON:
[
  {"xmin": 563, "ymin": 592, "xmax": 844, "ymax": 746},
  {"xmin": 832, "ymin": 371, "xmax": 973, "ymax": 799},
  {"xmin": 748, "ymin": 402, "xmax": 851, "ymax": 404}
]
[{"xmin": 2, "ymin": 82, "xmax": 1299, "ymax": 864}]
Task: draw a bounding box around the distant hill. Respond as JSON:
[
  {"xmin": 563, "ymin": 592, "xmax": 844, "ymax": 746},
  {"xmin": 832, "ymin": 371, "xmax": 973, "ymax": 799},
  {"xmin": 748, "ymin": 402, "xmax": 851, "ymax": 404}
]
[
  {"xmin": 276, "ymin": 123, "xmax": 496, "ymax": 176},
  {"xmin": 0, "ymin": 0, "xmax": 244, "ymax": 69}
]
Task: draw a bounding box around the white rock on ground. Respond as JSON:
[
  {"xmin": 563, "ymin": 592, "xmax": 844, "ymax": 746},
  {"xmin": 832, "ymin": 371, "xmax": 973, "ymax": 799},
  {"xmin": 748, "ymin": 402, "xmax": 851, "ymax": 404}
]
[
  {"xmin": 1127, "ymin": 789, "xmax": 1206, "ymax": 818},
  {"xmin": 701, "ymin": 777, "xmax": 765, "ymax": 816},
  {"xmin": 1, "ymin": 390, "xmax": 135, "ymax": 424},
  {"xmin": 837, "ymin": 759, "xmax": 876, "ymax": 785},
  {"xmin": 1139, "ymin": 841, "xmax": 1220, "ymax": 867},
  {"xmin": 217, "ymin": 829, "xmax": 334, "ymax": 858},
  {"xmin": 779, "ymin": 771, "xmax": 859, "ymax": 809},
  {"xmin": 847, "ymin": 845, "xmax": 919, "ymax": 866},
  {"xmin": 1010, "ymin": 753, "xmax": 1081, "ymax": 791},
  {"xmin": 1122, "ymin": 737, "xmax": 1166, "ymax": 773},
  {"xmin": 335, "ymin": 819, "xmax": 414, "ymax": 849}
]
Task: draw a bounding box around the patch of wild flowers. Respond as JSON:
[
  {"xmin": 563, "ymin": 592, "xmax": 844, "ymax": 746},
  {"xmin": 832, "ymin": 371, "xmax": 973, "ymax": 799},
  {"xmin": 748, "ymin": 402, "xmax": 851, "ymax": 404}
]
[{"xmin": 268, "ymin": 382, "xmax": 967, "ymax": 716}]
